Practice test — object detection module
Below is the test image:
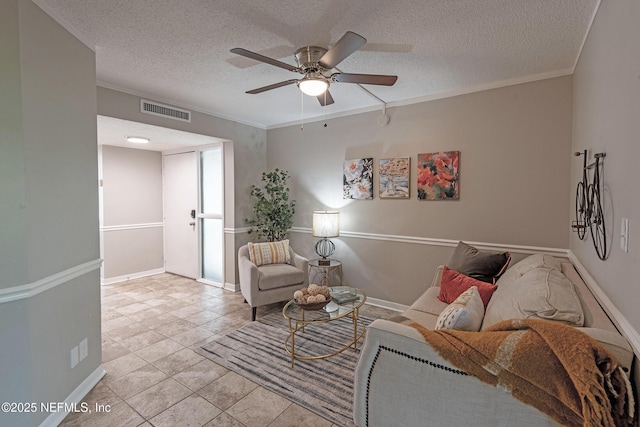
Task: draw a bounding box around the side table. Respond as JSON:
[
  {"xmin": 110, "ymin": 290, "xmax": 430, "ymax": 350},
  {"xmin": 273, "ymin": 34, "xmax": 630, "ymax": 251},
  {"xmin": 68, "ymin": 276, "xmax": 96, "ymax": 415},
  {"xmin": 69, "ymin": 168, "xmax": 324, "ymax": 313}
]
[{"xmin": 308, "ymin": 259, "xmax": 342, "ymax": 287}]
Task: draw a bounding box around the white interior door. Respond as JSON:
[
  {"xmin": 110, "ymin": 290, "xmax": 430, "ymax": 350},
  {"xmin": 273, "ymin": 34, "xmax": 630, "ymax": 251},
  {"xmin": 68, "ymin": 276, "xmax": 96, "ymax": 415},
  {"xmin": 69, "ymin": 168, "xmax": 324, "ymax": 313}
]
[{"xmin": 163, "ymin": 151, "xmax": 198, "ymax": 278}]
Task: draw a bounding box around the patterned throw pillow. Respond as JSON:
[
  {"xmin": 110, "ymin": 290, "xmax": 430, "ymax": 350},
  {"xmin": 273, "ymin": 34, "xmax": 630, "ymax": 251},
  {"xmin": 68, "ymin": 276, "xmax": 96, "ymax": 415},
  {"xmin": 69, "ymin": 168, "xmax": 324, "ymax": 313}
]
[
  {"xmin": 248, "ymin": 240, "xmax": 291, "ymax": 266},
  {"xmin": 435, "ymin": 286, "xmax": 485, "ymax": 331}
]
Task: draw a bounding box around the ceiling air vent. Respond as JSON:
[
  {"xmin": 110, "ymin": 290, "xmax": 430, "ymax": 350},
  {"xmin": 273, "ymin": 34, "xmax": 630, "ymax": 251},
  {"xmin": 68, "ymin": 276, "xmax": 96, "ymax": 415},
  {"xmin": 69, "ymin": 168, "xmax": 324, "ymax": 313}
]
[{"xmin": 140, "ymin": 99, "xmax": 191, "ymax": 123}]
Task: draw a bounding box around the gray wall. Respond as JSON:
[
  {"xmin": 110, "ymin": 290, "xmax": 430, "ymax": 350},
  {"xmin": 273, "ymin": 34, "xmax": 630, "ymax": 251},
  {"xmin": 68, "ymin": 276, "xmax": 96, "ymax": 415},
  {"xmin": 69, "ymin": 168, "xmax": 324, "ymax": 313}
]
[
  {"xmin": 100, "ymin": 145, "xmax": 164, "ymax": 280},
  {"xmin": 97, "ymin": 87, "xmax": 267, "ymax": 286},
  {"xmin": 571, "ymin": 0, "xmax": 640, "ymax": 348},
  {"xmin": 0, "ymin": 0, "xmax": 28, "ymax": 289},
  {"xmin": 0, "ymin": 1, "xmax": 101, "ymax": 425},
  {"xmin": 267, "ymin": 76, "xmax": 573, "ymax": 305}
]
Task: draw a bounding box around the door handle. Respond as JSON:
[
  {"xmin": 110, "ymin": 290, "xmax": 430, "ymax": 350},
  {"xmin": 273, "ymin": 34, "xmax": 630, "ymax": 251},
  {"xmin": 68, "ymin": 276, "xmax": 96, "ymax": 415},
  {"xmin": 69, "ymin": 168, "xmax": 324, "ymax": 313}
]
[{"xmin": 189, "ymin": 222, "xmax": 196, "ymax": 226}]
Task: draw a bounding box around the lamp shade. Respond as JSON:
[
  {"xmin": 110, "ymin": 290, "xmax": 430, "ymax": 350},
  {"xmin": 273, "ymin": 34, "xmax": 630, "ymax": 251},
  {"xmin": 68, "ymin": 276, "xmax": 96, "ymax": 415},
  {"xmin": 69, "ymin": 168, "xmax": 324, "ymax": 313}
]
[{"xmin": 312, "ymin": 211, "xmax": 340, "ymax": 238}]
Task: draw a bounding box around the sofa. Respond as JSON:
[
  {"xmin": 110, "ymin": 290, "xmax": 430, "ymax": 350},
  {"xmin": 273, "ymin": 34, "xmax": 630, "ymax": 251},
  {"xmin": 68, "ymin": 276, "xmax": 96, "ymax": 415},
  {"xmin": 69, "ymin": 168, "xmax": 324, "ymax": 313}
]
[{"xmin": 353, "ymin": 251, "xmax": 635, "ymax": 426}]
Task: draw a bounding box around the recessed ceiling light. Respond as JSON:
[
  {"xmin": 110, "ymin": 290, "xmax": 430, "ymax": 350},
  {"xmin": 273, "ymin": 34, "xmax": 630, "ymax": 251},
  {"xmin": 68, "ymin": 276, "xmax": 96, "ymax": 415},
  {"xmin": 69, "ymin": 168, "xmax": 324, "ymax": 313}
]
[{"xmin": 126, "ymin": 136, "xmax": 150, "ymax": 144}]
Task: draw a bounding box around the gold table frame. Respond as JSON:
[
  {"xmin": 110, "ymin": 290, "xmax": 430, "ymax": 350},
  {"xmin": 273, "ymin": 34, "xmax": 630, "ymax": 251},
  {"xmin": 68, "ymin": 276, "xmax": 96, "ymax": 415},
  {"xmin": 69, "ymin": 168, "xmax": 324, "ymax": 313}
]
[{"xmin": 282, "ymin": 287, "xmax": 366, "ymax": 367}]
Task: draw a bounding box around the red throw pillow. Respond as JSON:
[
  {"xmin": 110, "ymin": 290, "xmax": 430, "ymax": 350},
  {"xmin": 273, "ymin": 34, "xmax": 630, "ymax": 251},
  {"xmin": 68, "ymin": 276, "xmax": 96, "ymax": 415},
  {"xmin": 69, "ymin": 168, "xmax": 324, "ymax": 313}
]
[{"xmin": 438, "ymin": 266, "xmax": 497, "ymax": 308}]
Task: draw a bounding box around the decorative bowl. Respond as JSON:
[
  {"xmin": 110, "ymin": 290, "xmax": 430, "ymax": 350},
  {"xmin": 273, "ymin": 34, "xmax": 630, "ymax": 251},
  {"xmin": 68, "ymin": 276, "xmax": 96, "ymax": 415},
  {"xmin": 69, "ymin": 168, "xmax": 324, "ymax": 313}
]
[{"xmin": 294, "ymin": 296, "xmax": 332, "ymax": 311}]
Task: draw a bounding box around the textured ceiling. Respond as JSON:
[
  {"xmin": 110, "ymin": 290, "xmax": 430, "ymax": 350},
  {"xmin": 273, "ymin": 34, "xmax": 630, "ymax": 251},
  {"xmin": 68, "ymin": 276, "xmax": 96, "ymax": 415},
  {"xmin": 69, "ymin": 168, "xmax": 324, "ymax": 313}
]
[{"xmin": 39, "ymin": 0, "xmax": 599, "ymax": 129}]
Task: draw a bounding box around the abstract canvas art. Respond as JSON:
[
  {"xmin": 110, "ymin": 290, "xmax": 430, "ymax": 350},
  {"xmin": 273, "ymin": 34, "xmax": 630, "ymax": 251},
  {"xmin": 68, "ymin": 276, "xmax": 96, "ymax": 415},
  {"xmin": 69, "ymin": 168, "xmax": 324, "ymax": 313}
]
[
  {"xmin": 344, "ymin": 158, "xmax": 373, "ymax": 199},
  {"xmin": 417, "ymin": 151, "xmax": 460, "ymax": 200},
  {"xmin": 379, "ymin": 157, "xmax": 410, "ymax": 198}
]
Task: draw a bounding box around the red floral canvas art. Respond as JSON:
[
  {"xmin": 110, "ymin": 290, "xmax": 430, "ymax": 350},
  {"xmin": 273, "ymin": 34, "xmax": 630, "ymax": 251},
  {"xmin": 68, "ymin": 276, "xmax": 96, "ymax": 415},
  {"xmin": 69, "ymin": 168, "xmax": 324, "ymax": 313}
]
[{"xmin": 417, "ymin": 151, "xmax": 460, "ymax": 200}]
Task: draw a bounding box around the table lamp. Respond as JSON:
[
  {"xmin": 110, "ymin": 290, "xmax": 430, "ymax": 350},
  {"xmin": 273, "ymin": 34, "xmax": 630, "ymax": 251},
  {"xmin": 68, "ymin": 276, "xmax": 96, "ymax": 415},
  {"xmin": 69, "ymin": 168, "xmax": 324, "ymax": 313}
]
[{"xmin": 312, "ymin": 211, "xmax": 339, "ymax": 265}]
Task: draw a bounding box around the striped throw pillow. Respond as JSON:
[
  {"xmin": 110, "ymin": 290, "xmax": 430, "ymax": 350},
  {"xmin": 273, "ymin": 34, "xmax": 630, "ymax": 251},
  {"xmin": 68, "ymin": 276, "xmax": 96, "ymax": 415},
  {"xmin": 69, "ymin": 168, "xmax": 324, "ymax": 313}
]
[{"xmin": 248, "ymin": 240, "xmax": 291, "ymax": 266}]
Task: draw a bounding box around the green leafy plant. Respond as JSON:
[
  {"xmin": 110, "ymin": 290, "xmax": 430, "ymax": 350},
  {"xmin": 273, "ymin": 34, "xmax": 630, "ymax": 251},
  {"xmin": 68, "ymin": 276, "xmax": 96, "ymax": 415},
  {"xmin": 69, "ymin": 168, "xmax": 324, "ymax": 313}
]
[{"xmin": 245, "ymin": 169, "xmax": 296, "ymax": 242}]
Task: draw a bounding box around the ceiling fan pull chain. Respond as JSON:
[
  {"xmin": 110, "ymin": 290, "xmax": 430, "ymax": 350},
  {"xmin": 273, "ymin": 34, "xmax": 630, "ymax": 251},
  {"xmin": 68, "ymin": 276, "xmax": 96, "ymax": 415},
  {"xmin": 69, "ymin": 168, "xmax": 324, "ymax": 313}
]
[
  {"xmin": 323, "ymin": 92, "xmax": 327, "ymax": 127},
  {"xmin": 300, "ymin": 89, "xmax": 304, "ymax": 130}
]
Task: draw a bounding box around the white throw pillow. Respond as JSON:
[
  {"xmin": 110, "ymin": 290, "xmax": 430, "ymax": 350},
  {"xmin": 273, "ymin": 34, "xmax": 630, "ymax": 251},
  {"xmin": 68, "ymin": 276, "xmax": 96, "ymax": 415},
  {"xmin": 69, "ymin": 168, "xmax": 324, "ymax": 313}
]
[{"xmin": 435, "ymin": 286, "xmax": 485, "ymax": 331}]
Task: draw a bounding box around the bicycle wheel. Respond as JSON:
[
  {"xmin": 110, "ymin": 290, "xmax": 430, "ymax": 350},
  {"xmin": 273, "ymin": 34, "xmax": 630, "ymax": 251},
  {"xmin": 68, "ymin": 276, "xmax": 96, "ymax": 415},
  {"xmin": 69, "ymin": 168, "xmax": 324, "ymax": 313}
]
[
  {"xmin": 573, "ymin": 181, "xmax": 587, "ymax": 240},
  {"xmin": 587, "ymin": 183, "xmax": 607, "ymax": 260}
]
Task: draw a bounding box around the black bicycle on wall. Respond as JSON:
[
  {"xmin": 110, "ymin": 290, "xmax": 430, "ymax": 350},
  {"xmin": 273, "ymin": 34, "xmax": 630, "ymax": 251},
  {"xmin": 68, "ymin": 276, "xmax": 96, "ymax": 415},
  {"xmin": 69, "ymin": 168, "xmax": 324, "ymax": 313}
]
[{"xmin": 572, "ymin": 150, "xmax": 607, "ymax": 260}]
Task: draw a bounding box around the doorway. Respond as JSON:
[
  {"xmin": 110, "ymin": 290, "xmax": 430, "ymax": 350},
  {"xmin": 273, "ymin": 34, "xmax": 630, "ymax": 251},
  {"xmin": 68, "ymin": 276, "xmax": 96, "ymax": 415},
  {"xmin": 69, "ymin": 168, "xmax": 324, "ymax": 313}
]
[{"xmin": 97, "ymin": 115, "xmax": 227, "ymax": 286}]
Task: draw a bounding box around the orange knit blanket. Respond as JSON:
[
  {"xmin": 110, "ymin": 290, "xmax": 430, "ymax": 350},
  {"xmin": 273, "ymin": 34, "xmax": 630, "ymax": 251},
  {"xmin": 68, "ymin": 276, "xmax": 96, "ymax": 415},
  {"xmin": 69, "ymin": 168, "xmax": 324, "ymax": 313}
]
[{"xmin": 393, "ymin": 317, "xmax": 635, "ymax": 427}]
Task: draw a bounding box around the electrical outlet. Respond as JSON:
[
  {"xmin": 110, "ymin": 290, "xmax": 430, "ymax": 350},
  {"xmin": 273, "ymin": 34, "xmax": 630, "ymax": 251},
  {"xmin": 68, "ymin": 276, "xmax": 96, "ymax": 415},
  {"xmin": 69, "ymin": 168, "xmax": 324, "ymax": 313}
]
[
  {"xmin": 70, "ymin": 346, "xmax": 79, "ymax": 369},
  {"xmin": 79, "ymin": 338, "xmax": 88, "ymax": 361}
]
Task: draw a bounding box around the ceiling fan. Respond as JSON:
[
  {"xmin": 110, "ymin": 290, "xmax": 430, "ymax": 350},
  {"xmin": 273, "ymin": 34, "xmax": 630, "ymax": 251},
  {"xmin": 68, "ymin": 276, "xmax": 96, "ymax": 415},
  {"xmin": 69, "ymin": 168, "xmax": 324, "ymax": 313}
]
[{"xmin": 230, "ymin": 31, "xmax": 398, "ymax": 106}]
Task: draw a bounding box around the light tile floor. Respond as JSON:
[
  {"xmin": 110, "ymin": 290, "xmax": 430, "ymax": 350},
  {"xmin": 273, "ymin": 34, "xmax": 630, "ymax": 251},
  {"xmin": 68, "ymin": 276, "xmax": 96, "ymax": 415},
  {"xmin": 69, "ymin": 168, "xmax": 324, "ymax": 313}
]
[{"xmin": 60, "ymin": 273, "xmax": 396, "ymax": 427}]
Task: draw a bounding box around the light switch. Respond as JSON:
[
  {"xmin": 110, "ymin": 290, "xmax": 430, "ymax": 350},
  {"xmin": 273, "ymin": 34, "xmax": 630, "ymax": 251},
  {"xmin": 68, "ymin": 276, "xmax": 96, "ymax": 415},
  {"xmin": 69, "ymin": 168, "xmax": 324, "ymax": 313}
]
[{"xmin": 620, "ymin": 218, "xmax": 629, "ymax": 253}]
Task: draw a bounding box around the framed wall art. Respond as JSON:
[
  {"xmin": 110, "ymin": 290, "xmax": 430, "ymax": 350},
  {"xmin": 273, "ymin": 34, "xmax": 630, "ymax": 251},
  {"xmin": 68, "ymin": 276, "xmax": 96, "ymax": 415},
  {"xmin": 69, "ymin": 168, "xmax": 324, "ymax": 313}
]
[
  {"xmin": 343, "ymin": 158, "xmax": 373, "ymax": 199},
  {"xmin": 417, "ymin": 151, "xmax": 460, "ymax": 200},
  {"xmin": 379, "ymin": 157, "xmax": 410, "ymax": 199}
]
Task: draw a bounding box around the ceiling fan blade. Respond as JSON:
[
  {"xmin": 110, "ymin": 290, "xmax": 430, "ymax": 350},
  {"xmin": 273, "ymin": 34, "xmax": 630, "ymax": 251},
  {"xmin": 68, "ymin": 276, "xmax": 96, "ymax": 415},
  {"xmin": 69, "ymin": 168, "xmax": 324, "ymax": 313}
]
[
  {"xmin": 230, "ymin": 48, "xmax": 298, "ymax": 72},
  {"xmin": 246, "ymin": 79, "xmax": 298, "ymax": 94},
  {"xmin": 333, "ymin": 73, "xmax": 398, "ymax": 86},
  {"xmin": 316, "ymin": 90, "xmax": 335, "ymax": 106},
  {"xmin": 318, "ymin": 31, "xmax": 367, "ymax": 69}
]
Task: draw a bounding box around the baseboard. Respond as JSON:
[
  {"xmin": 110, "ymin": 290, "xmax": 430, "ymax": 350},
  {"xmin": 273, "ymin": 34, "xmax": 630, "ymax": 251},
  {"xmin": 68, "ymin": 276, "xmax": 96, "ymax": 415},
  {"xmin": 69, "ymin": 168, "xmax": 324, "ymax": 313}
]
[
  {"xmin": 224, "ymin": 282, "xmax": 240, "ymax": 292},
  {"xmin": 567, "ymin": 250, "xmax": 640, "ymax": 357},
  {"xmin": 39, "ymin": 364, "xmax": 106, "ymax": 427},
  {"xmin": 101, "ymin": 268, "xmax": 165, "ymax": 285},
  {"xmin": 195, "ymin": 278, "xmax": 239, "ymax": 292},
  {"xmin": 365, "ymin": 297, "xmax": 408, "ymax": 313}
]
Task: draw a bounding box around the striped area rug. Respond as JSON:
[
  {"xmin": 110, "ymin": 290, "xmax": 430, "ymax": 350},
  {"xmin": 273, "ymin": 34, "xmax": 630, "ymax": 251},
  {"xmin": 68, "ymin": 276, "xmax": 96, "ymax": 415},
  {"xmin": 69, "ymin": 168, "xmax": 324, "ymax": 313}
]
[{"xmin": 197, "ymin": 311, "xmax": 376, "ymax": 427}]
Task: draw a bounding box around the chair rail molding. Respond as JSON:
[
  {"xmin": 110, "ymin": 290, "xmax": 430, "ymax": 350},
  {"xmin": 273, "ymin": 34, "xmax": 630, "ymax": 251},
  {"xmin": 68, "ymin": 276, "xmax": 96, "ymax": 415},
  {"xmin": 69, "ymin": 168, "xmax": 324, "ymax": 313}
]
[
  {"xmin": 224, "ymin": 227, "xmax": 250, "ymax": 234},
  {"xmin": 0, "ymin": 259, "xmax": 103, "ymax": 304},
  {"xmin": 289, "ymin": 227, "xmax": 568, "ymax": 256},
  {"xmin": 100, "ymin": 222, "xmax": 163, "ymax": 232}
]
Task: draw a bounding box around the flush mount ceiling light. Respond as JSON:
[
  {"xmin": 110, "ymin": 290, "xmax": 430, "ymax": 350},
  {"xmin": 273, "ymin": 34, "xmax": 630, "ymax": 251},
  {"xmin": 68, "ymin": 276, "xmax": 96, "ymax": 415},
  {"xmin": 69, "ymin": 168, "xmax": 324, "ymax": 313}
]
[
  {"xmin": 126, "ymin": 136, "xmax": 150, "ymax": 144},
  {"xmin": 297, "ymin": 73, "xmax": 329, "ymax": 96}
]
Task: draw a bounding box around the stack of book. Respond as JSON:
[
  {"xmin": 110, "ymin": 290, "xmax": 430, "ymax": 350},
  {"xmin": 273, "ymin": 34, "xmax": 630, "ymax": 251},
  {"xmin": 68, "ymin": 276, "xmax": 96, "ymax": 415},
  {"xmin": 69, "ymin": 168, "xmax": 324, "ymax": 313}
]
[{"xmin": 331, "ymin": 289, "xmax": 359, "ymax": 304}]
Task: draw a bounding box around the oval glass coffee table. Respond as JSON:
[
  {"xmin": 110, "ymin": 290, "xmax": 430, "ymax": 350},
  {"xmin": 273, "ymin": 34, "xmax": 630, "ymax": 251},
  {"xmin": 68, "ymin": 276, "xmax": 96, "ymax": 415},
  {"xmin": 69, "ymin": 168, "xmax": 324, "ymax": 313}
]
[{"xmin": 282, "ymin": 287, "xmax": 367, "ymax": 367}]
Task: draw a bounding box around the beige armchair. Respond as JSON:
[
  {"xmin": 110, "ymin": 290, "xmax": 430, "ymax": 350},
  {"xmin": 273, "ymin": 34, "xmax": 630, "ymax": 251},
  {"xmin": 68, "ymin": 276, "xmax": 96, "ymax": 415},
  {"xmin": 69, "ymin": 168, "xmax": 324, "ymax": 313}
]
[{"xmin": 238, "ymin": 244, "xmax": 309, "ymax": 320}]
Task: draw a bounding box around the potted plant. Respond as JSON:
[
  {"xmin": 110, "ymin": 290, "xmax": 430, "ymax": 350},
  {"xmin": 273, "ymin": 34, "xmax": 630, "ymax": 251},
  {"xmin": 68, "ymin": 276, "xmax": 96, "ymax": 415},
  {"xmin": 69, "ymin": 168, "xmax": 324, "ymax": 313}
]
[{"xmin": 245, "ymin": 169, "xmax": 296, "ymax": 242}]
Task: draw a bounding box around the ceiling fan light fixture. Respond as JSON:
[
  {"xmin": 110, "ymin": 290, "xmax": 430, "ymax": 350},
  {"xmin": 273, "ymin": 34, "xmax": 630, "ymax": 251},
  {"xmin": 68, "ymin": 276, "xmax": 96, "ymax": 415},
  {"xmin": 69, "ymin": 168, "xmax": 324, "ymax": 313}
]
[{"xmin": 298, "ymin": 74, "xmax": 329, "ymax": 96}]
